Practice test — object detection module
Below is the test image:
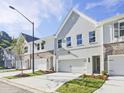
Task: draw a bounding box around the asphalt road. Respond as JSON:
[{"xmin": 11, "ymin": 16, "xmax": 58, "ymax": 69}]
[{"xmin": 0, "ymin": 81, "xmax": 32, "ymax": 93}]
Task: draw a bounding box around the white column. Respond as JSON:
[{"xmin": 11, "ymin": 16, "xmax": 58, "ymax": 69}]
[
  {"xmin": 56, "ymin": 56, "xmax": 59, "ymax": 72},
  {"xmin": 100, "ymin": 26, "xmax": 105, "ymax": 74}
]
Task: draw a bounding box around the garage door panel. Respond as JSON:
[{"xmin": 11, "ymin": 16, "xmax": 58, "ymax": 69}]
[
  {"xmin": 58, "ymin": 59, "xmax": 87, "ymax": 73},
  {"xmin": 108, "ymin": 55, "xmax": 124, "ymax": 76},
  {"xmin": 35, "ymin": 58, "xmax": 47, "ymax": 70}
]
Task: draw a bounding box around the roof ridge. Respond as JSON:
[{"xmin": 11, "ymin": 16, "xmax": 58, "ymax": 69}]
[{"xmin": 21, "ymin": 33, "xmax": 39, "ymax": 42}]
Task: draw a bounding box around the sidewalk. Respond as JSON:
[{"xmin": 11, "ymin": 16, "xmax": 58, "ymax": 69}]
[
  {"xmin": 0, "ymin": 69, "xmax": 31, "ymax": 78},
  {"xmin": 0, "ymin": 78, "xmax": 46, "ymax": 93}
]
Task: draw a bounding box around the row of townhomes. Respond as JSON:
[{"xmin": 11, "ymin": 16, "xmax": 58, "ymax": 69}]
[{"xmin": 15, "ymin": 9, "xmax": 124, "ymax": 76}]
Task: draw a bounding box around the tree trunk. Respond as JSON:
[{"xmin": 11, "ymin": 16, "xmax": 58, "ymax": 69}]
[{"xmin": 20, "ymin": 56, "xmax": 23, "ymax": 75}]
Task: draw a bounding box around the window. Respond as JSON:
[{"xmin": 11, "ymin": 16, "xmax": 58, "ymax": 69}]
[
  {"xmin": 58, "ymin": 39, "xmax": 62, "ymax": 48},
  {"xmin": 120, "ymin": 22, "xmax": 124, "ymax": 36},
  {"xmin": 37, "ymin": 43, "xmax": 40, "ymax": 50},
  {"xmin": 24, "ymin": 47, "xmax": 28, "ymax": 53},
  {"xmin": 114, "ymin": 22, "xmax": 124, "ymax": 37},
  {"xmin": 41, "ymin": 43, "xmax": 44, "ymax": 49},
  {"xmin": 88, "ymin": 58, "xmax": 90, "ymax": 62},
  {"xmin": 77, "ymin": 34, "xmax": 82, "ymax": 45},
  {"xmin": 66, "ymin": 37, "xmax": 71, "ymax": 47},
  {"xmin": 89, "ymin": 31, "xmax": 95, "ymax": 43},
  {"xmin": 114, "ymin": 23, "xmax": 119, "ymax": 38}
]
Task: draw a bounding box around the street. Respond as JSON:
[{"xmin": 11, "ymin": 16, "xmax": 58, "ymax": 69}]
[{"xmin": 0, "ymin": 81, "xmax": 32, "ymax": 93}]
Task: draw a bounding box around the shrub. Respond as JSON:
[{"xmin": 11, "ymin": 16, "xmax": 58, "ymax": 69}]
[
  {"xmin": 102, "ymin": 71, "xmax": 108, "ymax": 76},
  {"xmin": 81, "ymin": 74, "xmax": 108, "ymax": 80}
]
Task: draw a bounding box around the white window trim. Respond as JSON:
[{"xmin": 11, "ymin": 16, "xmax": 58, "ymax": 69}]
[
  {"xmin": 77, "ymin": 34, "xmax": 83, "ymax": 46},
  {"xmin": 66, "ymin": 37, "xmax": 71, "ymax": 47},
  {"xmin": 89, "ymin": 31, "xmax": 96, "ymax": 43},
  {"xmin": 114, "ymin": 21, "xmax": 124, "ymax": 38}
]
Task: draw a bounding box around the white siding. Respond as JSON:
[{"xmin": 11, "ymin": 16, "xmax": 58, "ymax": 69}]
[
  {"xmin": 103, "ymin": 23, "xmax": 114, "ymax": 44},
  {"xmin": 24, "ymin": 36, "xmax": 55, "ymax": 55},
  {"xmin": 56, "ymin": 10, "xmax": 103, "ymax": 74}
]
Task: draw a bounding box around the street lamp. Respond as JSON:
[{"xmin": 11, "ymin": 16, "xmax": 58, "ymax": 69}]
[{"xmin": 9, "ymin": 5, "xmax": 35, "ymax": 74}]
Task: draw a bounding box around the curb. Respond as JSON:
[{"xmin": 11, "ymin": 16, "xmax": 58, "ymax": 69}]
[{"xmin": 0, "ymin": 78, "xmax": 48, "ymax": 93}]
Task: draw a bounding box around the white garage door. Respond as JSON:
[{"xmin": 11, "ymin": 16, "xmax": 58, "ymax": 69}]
[
  {"xmin": 35, "ymin": 58, "xmax": 47, "ymax": 70},
  {"xmin": 108, "ymin": 55, "xmax": 124, "ymax": 75},
  {"xmin": 58, "ymin": 59, "xmax": 87, "ymax": 73}
]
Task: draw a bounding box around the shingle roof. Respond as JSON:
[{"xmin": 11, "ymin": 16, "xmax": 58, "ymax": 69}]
[{"xmin": 21, "ymin": 33, "xmax": 39, "ymax": 42}]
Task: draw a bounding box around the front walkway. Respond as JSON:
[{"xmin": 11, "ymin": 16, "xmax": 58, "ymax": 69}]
[
  {"xmin": 94, "ymin": 76, "xmax": 124, "ymax": 93},
  {"xmin": 8, "ymin": 72, "xmax": 81, "ymax": 92}
]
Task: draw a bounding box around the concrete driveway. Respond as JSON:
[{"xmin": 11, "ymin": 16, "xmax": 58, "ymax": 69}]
[
  {"xmin": 94, "ymin": 76, "xmax": 124, "ymax": 93},
  {"xmin": 9, "ymin": 72, "xmax": 81, "ymax": 92}
]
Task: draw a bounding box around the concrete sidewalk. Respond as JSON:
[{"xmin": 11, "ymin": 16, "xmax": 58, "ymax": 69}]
[
  {"xmin": 0, "ymin": 80, "xmax": 33, "ymax": 93},
  {"xmin": 0, "ymin": 78, "xmax": 45, "ymax": 93},
  {"xmin": 0, "ymin": 70, "xmax": 31, "ymax": 78},
  {"xmin": 94, "ymin": 76, "xmax": 124, "ymax": 93},
  {"xmin": 6, "ymin": 73, "xmax": 81, "ymax": 93}
]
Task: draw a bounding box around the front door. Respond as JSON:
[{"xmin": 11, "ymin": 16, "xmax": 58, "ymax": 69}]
[
  {"xmin": 47, "ymin": 57, "xmax": 54, "ymax": 70},
  {"xmin": 93, "ymin": 56, "xmax": 100, "ymax": 74}
]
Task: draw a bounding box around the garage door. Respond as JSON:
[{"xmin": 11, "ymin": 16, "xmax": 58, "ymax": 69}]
[
  {"xmin": 108, "ymin": 55, "xmax": 124, "ymax": 75},
  {"xmin": 35, "ymin": 58, "xmax": 47, "ymax": 70},
  {"xmin": 58, "ymin": 59, "xmax": 87, "ymax": 73}
]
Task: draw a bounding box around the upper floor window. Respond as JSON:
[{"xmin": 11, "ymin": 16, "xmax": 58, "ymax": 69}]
[
  {"xmin": 37, "ymin": 43, "xmax": 40, "ymax": 50},
  {"xmin": 114, "ymin": 22, "xmax": 124, "ymax": 37},
  {"xmin": 77, "ymin": 34, "xmax": 82, "ymax": 45},
  {"xmin": 58, "ymin": 39, "xmax": 62, "ymax": 48},
  {"xmin": 114, "ymin": 23, "xmax": 119, "ymax": 38},
  {"xmin": 89, "ymin": 31, "xmax": 95, "ymax": 43},
  {"xmin": 41, "ymin": 43, "xmax": 44, "ymax": 49},
  {"xmin": 120, "ymin": 22, "xmax": 124, "ymax": 36},
  {"xmin": 66, "ymin": 37, "xmax": 71, "ymax": 47},
  {"xmin": 24, "ymin": 47, "xmax": 28, "ymax": 53}
]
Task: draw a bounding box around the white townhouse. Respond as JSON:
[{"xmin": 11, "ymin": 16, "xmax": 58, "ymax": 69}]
[
  {"xmin": 17, "ymin": 9, "xmax": 124, "ymax": 75},
  {"xmin": 55, "ymin": 9, "xmax": 103, "ymax": 75},
  {"xmin": 16, "ymin": 33, "xmax": 56, "ymax": 71},
  {"xmin": 15, "ymin": 33, "xmax": 39, "ymax": 69},
  {"xmin": 25, "ymin": 35, "xmax": 55, "ymax": 71}
]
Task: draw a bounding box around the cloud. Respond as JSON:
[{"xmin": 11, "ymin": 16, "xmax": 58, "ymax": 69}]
[
  {"xmin": 0, "ymin": 0, "xmax": 72, "ymax": 37},
  {"xmin": 85, "ymin": 0, "xmax": 124, "ymax": 10}
]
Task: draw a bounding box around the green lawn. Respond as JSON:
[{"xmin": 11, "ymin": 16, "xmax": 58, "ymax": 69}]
[
  {"xmin": 4, "ymin": 70, "xmax": 44, "ymax": 79},
  {"xmin": 0, "ymin": 66, "xmax": 5, "ymax": 69},
  {"xmin": 57, "ymin": 76, "xmax": 105, "ymax": 93}
]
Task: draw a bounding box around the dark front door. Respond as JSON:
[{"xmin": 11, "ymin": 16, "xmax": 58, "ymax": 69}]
[{"xmin": 93, "ymin": 56, "xmax": 100, "ymax": 74}]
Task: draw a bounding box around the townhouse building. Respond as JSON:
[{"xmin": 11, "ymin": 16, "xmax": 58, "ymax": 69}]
[
  {"xmin": 16, "ymin": 9, "xmax": 124, "ymax": 75},
  {"xmin": 16, "ymin": 33, "xmax": 55, "ymax": 71}
]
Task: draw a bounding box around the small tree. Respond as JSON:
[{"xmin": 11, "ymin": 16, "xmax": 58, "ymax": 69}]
[{"xmin": 15, "ymin": 37, "xmax": 24, "ymax": 74}]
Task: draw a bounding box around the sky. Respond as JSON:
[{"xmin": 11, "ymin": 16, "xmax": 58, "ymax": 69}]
[{"xmin": 0, "ymin": 0, "xmax": 124, "ymax": 38}]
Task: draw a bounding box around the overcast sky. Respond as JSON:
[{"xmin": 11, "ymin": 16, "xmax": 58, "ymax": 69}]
[{"xmin": 0, "ymin": 0, "xmax": 124, "ymax": 38}]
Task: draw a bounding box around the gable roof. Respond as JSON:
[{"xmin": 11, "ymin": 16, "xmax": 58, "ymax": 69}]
[
  {"xmin": 74, "ymin": 9, "xmax": 97, "ymax": 25},
  {"xmin": 55, "ymin": 8, "xmax": 97, "ymax": 37},
  {"xmin": 21, "ymin": 33, "xmax": 39, "ymax": 42}
]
